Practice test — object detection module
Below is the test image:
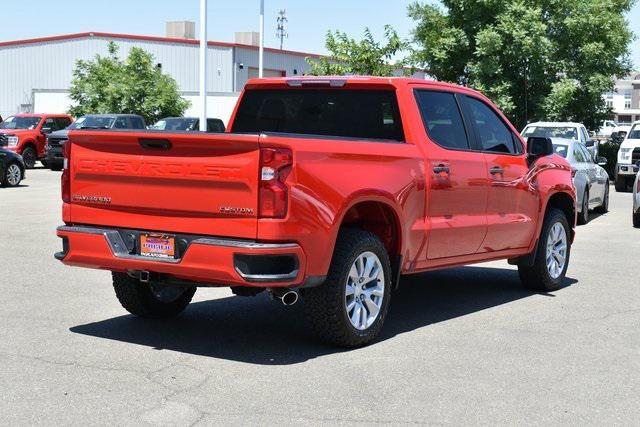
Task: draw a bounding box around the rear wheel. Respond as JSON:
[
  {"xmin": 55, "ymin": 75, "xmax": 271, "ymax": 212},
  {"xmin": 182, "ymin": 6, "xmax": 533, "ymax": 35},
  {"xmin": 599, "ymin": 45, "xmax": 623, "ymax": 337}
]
[
  {"xmin": 518, "ymin": 208, "xmax": 571, "ymax": 292},
  {"xmin": 2, "ymin": 162, "xmax": 22, "ymax": 187},
  {"xmin": 21, "ymin": 146, "xmax": 37, "ymax": 169},
  {"xmin": 577, "ymin": 189, "xmax": 589, "ymax": 225},
  {"xmin": 112, "ymin": 272, "xmax": 196, "ymax": 318},
  {"xmin": 594, "ymin": 183, "xmax": 609, "ymax": 214},
  {"xmin": 615, "ymin": 175, "xmax": 627, "ymax": 192},
  {"xmin": 304, "ymin": 229, "xmax": 391, "ymax": 347}
]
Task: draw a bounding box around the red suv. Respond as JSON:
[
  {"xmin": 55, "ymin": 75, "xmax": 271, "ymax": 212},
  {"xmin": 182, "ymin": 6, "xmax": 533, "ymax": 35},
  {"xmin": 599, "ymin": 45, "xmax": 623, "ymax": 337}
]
[
  {"xmin": 55, "ymin": 77, "xmax": 576, "ymax": 347},
  {"xmin": 0, "ymin": 114, "xmax": 73, "ymax": 168}
]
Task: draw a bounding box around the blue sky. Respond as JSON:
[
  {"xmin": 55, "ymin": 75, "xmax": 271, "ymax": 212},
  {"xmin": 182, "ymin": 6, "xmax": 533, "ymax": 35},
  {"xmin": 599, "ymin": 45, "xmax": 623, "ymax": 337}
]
[{"xmin": 2, "ymin": 0, "xmax": 639, "ymax": 68}]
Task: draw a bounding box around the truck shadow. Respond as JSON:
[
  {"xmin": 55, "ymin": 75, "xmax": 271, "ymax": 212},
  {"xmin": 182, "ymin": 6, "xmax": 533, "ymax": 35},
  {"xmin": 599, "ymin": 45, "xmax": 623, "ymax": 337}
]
[{"xmin": 70, "ymin": 266, "xmax": 576, "ymax": 365}]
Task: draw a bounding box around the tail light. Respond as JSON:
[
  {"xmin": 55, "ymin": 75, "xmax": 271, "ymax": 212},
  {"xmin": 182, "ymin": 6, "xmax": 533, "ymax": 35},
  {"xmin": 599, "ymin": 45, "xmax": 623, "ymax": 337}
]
[
  {"xmin": 61, "ymin": 141, "xmax": 71, "ymax": 203},
  {"xmin": 259, "ymin": 147, "xmax": 292, "ymax": 218}
]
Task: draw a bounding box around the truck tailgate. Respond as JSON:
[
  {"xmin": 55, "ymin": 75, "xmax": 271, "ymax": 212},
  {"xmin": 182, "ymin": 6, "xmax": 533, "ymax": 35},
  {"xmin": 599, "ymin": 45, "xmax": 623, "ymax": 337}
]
[{"xmin": 67, "ymin": 130, "xmax": 260, "ymax": 239}]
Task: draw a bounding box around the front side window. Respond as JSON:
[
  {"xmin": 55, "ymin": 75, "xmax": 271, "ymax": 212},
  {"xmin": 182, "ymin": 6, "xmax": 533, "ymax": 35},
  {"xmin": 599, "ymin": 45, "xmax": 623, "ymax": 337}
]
[
  {"xmin": 414, "ymin": 90, "xmax": 469, "ymax": 150},
  {"xmin": 232, "ymin": 89, "xmax": 404, "ymax": 142},
  {"xmin": 0, "ymin": 116, "xmax": 41, "ymax": 130},
  {"xmin": 466, "ymin": 97, "xmax": 519, "ymax": 154}
]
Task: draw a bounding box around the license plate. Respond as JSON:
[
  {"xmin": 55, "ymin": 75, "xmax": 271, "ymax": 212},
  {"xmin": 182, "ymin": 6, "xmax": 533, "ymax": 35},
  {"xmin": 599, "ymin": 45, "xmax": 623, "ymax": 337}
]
[{"xmin": 139, "ymin": 234, "xmax": 175, "ymax": 259}]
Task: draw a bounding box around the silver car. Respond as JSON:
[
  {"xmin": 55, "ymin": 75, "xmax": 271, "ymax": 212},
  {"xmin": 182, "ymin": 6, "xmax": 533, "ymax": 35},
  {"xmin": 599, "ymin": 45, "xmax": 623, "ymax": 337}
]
[
  {"xmin": 552, "ymin": 138, "xmax": 609, "ymax": 224},
  {"xmin": 633, "ymin": 162, "xmax": 640, "ymax": 227}
]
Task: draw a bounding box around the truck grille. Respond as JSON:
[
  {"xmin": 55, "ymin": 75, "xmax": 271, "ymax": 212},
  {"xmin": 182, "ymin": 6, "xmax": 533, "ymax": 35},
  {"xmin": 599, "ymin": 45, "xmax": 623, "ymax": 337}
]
[
  {"xmin": 47, "ymin": 136, "xmax": 68, "ymax": 147},
  {"xmin": 632, "ymin": 148, "xmax": 640, "ymax": 165}
]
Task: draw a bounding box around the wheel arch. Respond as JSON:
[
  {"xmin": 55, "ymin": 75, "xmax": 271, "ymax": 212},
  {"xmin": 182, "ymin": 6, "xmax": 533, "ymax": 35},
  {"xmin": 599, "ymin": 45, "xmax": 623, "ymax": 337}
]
[{"xmin": 544, "ymin": 191, "xmax": 576, "ymax": 241}]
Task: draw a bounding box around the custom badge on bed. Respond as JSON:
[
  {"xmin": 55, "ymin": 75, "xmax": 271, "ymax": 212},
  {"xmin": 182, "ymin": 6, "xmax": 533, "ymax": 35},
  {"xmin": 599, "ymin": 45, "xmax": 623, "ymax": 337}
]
[{"xmin": 139, "ymin": 233, "xmax": 176, "ymax": 259}]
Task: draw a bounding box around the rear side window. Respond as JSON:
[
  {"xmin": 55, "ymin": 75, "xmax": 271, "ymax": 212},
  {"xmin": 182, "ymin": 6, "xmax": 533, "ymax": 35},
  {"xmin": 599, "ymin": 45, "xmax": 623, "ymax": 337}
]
[
  {"xmin": 466, "ymin": 97, "xmax": 521, "ymax": 154},
  {"xmin": 415, "ymin": 90, "xmax": 469, "ymax": 150},
  {"xmin": 231, "ymin": 89, "xmax": 404, "ymax": 142},
  {"xmin": 130, "ymin": 117, "xmax": 145, "ymax": 129}
]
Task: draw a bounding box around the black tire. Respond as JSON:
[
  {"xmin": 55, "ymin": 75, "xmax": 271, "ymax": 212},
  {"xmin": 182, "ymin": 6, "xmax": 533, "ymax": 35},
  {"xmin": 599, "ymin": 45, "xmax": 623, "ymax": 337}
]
[
  {"xmin": 594, "ymin": 182, "xmax": 609, "ymax": 214},
  {"xmin": 577, "ymin": 189, "xmax": 589, "ymax": 225},
  {"xmin": 112, "ymin": 272, "xmax": 196, "ymax": 318},
  {"xmin": 21, "ymin": 146, "xmax": 37, "ymax": 169},
  {"xmin": 50, "ymin": 164, "xmax": 62, "ymax": 172},
  {"xmin": 518, "ymin": 208, "xmax": 571, "ymax": 292},
  {"xmin": 304, "ymin": 229, "xmax": 392, "ymax": 348},
  {"xmin": 615, "ymin": 175, "xmax": 627, "ymax": 192},
  {"xmin": 633, "ymin": 210, "xmax": 640, "ymax": 228}
]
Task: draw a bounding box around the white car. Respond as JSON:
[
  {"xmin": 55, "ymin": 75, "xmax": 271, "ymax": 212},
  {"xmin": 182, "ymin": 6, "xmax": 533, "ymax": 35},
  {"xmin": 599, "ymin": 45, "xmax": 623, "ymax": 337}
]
[
  {"xmin": 522, "ymin": 122, "xmax": 598, "ymax": 159},
  {"xmin": 596, "ymin": 120, "xmax": 618, "ymax": 139},
  {"xmin": 615, "ymin": 121, "xmax": 640, "ymax": 192}
]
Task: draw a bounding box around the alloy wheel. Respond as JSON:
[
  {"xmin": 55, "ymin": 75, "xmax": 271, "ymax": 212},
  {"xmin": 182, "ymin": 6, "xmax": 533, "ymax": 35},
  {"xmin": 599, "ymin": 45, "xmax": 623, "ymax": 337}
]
[
  {"xmin": 546, "ymin": 222, "xmax": 568, "ymax": 279},
  {"xmin": 345, "ymin": 251, "xmax": 385, "ymax": 330},
  {"xmin": 6, "ymin": 164, "xmax": 21, "ymax": 186}
]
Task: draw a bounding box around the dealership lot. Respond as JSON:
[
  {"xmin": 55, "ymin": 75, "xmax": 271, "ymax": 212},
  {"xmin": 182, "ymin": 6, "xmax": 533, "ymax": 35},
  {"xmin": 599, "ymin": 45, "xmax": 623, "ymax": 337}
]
[{"xmin": 1, "ymin": 169, "xmax": 639, "ymax": 425}]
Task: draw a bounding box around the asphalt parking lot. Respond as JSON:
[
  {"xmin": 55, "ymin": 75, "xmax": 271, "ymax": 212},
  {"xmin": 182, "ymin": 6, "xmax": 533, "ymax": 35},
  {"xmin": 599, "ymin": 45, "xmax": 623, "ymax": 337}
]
[{"xmin": 1, "ymin": 168, "xmax": 639, "ymax": 426}]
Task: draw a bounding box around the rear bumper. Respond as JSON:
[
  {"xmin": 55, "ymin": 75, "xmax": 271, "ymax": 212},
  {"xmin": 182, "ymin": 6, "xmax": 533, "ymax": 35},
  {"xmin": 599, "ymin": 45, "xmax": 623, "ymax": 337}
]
[
  {"xmin": 55, "ymin": 225, "xmax": 311, "ymax": 288},
  {"xmin": 616, "ymin": 163, "xmax": 639, "ymax": 176}
]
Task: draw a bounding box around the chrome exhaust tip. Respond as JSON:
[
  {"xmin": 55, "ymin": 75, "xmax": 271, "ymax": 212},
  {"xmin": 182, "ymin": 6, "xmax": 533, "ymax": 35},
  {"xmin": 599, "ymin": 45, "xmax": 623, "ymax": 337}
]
[{"xmin": 280, "ymin": 290, "xmax": 299, "ymax": 306}]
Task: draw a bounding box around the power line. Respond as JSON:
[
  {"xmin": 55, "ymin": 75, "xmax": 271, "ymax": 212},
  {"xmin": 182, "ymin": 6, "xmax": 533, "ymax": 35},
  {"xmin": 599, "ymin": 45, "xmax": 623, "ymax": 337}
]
[{"xmin": 276, "ymin": 9, "xmax": 288, "ymax": 50}]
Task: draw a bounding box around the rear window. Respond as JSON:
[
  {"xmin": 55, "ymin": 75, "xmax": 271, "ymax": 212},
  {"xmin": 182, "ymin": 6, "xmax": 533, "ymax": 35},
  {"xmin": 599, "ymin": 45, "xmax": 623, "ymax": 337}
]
[{"xmin": 231, "ymin": 89, "xmax": 404, "ymax": 142}]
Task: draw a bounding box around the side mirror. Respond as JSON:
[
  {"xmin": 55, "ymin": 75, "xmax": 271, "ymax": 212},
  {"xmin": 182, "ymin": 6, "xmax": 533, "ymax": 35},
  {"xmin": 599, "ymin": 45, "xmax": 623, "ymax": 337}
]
[
  {"xmin": 527, "ymin": 136, "xmax": 553, "ymax": 157},
  {"xmin": 597, "ymin": 157, "xmax": 608, "ymax": 167},
  {"xmin": 41, "ymin": 127, "xmax": 53, "ymax": 134}
]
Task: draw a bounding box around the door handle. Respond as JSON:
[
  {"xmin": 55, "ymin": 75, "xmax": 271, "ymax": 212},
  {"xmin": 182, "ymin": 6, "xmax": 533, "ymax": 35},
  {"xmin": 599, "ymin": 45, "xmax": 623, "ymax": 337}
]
[
  {"xmin": 490, "ymin": 166, "xmax": 504, "ymax": 175},
  {"xmin": 139, "ymin": 138, "xmax": 172, "ymax": 150},
  {"xmin": 433, "ymin": 165, "xmax": 450, "ymax": 174}
]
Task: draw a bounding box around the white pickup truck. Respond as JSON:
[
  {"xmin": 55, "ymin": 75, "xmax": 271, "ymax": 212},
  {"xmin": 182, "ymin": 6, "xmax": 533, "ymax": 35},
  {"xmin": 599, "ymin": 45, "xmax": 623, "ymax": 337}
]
[{"xmin": 615, "ymin": 121, "xmax": 640, "ymax": 192}]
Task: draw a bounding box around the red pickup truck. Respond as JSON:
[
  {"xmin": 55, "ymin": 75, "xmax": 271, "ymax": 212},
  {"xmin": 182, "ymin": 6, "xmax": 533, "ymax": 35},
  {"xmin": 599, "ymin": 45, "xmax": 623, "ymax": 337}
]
[
  {"xmin": 0, "ymin": 114, "xmax": 73, "ymax": 168},
  {"xmin": 56, "ymin": 77, "xmax": 576, "ymax": 347}
]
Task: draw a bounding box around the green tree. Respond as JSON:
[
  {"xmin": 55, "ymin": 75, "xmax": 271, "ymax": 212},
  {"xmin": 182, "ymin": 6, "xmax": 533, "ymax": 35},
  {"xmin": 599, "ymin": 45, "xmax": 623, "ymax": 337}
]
[
  {"xmin": 69, "ymin": 42, "xmax": 190, "ymax": 124},
  {"xmin": 307, "ymin": 25, "xmax": 407, "ymax": 76},
  {"xmin": 409, "ymin": 0, "xmax": 635, "ymax": 130}
]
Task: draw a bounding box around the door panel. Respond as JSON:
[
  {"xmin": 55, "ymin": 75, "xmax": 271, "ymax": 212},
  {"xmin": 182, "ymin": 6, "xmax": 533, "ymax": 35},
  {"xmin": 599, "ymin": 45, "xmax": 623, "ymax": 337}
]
[
  {"xmin": 412, "ymin": 89, "xmax": 488, "ymax": 261},
  {"xmin": 462, "ymin": 96, "xmax": 538, "ymax": 252},
  {"xmin": 426, "ymin": 154, "xmax": 489, "ymax": 258},
  {"xmin": 480, "ymin": 153, "xmax": 538, "ymax": 251}
]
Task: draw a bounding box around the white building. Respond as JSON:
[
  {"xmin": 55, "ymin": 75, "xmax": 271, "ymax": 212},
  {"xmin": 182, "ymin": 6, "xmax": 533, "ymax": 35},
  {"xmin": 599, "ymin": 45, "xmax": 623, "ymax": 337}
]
[
  {"xmin": 605, "ymin": 72, "xmax": 640, "ymax": 124},
  {"xmin": 0, "ymin": 25, "xmax": 426, "ymax": 125}
]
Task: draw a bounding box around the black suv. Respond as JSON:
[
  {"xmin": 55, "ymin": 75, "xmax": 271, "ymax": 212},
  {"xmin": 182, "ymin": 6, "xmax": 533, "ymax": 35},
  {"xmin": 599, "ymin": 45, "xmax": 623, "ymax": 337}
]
[{"xmin": 45, "ymin": 114, "xmax": 146, "ymax": 171}]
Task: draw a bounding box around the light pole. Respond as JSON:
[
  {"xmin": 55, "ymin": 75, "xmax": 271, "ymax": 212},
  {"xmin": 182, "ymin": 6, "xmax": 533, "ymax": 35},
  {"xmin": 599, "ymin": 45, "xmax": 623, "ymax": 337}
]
[
  {"xmin": 259, "ymin": 0, "xmax": 264, "ymax": 78},
  {"xmin": 199, "ymin": 0, "xmax": 208, "ymax": 131}
]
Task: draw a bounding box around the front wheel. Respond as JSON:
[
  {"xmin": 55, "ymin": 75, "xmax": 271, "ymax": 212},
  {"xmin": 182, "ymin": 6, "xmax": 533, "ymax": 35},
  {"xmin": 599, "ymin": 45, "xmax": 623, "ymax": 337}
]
[
  {"xmin": 304, "ymin": 229, "xmax": 392, "ymax": 347},
  {"xmin": 577, "ymin": 189, "xmax": 589, "ymax": 225},
  {"xmin": 518, "ymin": 208, "xmax": 571, "ymax": 292},
  {"xmin": 112, "ymin": 272, "xmax": 196, "ymax": 318},
  {"xmin": 594, "ymin": 183, "xmax": 609, "ymax": 214},
  {"xmin": 21, "ymin": 146, "xmax": 37, "ymax": 169}
]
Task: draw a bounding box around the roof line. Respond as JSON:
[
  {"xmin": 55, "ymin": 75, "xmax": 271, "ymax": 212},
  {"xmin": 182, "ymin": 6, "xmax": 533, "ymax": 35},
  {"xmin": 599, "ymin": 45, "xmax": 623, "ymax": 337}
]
[{"xmin": 0, "ymin": 31, "xmax": 323, "ymax": 58}]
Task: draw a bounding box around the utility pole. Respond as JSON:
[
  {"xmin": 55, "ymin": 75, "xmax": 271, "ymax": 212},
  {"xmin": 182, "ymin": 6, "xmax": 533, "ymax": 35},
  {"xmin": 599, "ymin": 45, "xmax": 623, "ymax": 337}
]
[
  {"xmin": 276, "ymin": 9, "xmax": 288, "ymax": 50},
  {"xmin": 259, "ymin": 0, "xmax": 264, "ymax": 78},
  {"xmin": 199, "ymin": 0, "xmax": 208, "ymax": 131}
]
